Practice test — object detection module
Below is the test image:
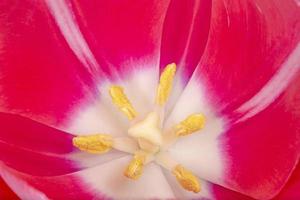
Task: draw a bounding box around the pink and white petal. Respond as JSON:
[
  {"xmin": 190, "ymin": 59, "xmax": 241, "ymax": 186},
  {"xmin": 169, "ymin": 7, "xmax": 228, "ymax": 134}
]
[
  {"xmin": 0, "ymin": 112, "xmax": 74, "ymax": 154},
  {"xmin": 159, "ymin": 0, "xmax": 212, "ymax": 115},
  {"xmin": 0, "ymin": 141, "xmax": 82, "ymax": 176},
  {"xmin": 160, "ymin": 0, "xmax": 211, "ymax": 80},
  {"xmin": 0, "ymin": 0, "xmax": 98, "ymax": 129},
  {"xmin": 0, "ymin": 176, "xmax": 19, "ymax": 200},
  {"xmin": 67, "ymin": 0, "xmax": 169, "ymax": 78},
  {"xmin": 166, "ymin": 79, "xmax": 226, "ymax": 184},
  {"xmin": 161, "ymin": 168, "xmax": 215, "ymax": 199},
  {"xmin": 59, "ymin": 0, "xmax": 171, "ymax": 117},
  {"xmin": 220, "ymin": 74, "xmax": 300, "ymax": 199},
  {"xmin": 0, "ymin": 112, "xmax": 125, "ymax": 176},
  {"xmin": 167, "ymin": 63, "xmax": 300, "ymax": 199},
  {"xmin": 162, "ymin": 168, "xmax": 253, "ymax": 200},
  {"xmin": 0, "ymin": 164, "xmax": 49, "ymax": 200},
  {"xmin": 192, "ymin": 0, "xmax": 300, "ymax": 118},
  {"xmin": 273, "ymin": 161, "xmax": 300, "ymax": 200},
  {"xmin": 56, "ymin": 0, "xmax": 171, "ymax": 131},
  {"xmin": 211, "ymin": 183, "xmax": 254, "ymax": 200},
  {"xmin": 0, "ymin": 0, "xmax": 133, "ymax": 145},
  {"xmin": 166, "ymin": 0, "xmax": 300, "ymax": 199},
  {"xmin": 2, "ymin": 157, "xmax": 175, "ymax": 199}
]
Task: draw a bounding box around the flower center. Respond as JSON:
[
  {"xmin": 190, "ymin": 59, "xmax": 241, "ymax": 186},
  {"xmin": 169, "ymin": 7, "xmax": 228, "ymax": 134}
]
[
  {"xmin": 72, "ymin": 63, "xmax": 205, "ymax": 193},
  {"xmin": 128, "ymin": 111, "xmax": 162, "ymax": 152}
]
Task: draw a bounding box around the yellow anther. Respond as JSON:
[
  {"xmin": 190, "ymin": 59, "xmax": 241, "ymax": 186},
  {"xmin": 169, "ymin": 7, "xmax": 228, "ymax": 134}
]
[
  {"xmin": 109, "ymin": 86, "xmax": 137, "ymax": 120},
  {"xmin": 72, "ymin": 134, "xmax": 113, "ymax": 154},
  {"xmin": 156, "ymin": 63, "xmax": 176, "ymax": 105},
  {"xmin": 175, "ymin": 114, "xmax": 205, "ymax": 136},
  {"xmin": 124, "ymin": 153, "xmax": 146, "ymax": 180},
  {"xmin": 172, "ymin": 165, "xmax": 201, "ymax": 193}
]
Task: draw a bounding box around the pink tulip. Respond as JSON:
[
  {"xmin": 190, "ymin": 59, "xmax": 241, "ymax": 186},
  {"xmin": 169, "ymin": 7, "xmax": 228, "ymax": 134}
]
[{"xmin": 0, "ymin": 0, "xmax": 299, "ymax": 199}]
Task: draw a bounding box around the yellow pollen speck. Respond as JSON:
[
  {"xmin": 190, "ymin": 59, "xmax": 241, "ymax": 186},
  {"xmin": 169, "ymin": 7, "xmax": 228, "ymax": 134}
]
[
  {"xmin": 124, "ymin": 154, "xmax": 146, "ymax": 180},
  {"xmin": 72, "ymin": 134, "xmax": 113, "ymax": 154},
  {"xmin": 172, "ymin": 165, "xmax": 201, "ymax": 193},
  {"xmin": 156, "ymin": 63, "xmax": 176, "ymax": 105},
  {"xmin": 109, "ymin": 86, "xmax": 137, "ymax": 120},
  {"xmin": 175, "ymin": 113, "xmax": 205, "ymax": 136}
]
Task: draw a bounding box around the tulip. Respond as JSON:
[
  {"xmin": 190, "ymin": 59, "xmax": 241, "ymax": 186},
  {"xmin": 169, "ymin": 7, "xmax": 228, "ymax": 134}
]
[{"xmin": 0, "ymin": 0, "xmax": 299, "ymax": 199}]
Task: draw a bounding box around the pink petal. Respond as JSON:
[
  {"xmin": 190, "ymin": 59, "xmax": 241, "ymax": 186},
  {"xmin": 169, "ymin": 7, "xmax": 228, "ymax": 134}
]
[
  {"xmin": 0, "ymin": 112, "xmax": 74, "ymax": 154},
  {"xmin": 0, "ymin": 0, "xmax": 171, "ymax": 130},
  {"xmin": 166, "ymin": 0, "xmax": 300, "ymax": 199},
  {"xmin": 221, "ymin": 83, "xmax": 300, "ymax": 199},
  {"xmin": 0, "ymin": 112, "xmax": 78, "ymax": 176},
  {"xmin": 274, "ymin": 162, "xmax": 300, "ymax": 200},
  {"xmin": 57, "ymin": 0, "xmax": 171, "ymax": 121},
  {"xmin": 194, "ymin": 162, "xmax": 300, "ymax": 200},
  {"xmin": 159, "ymin": 0, "xmax": 212, "ymax": 114},
  {"xmin": 1, "ymin": 164, "xmax": 52, "ymax": 200},
  {"xmin": 160, "ymin": 0, "xmax": 211, "ymax": 82},
  {"xmin": 0, "ymin": 176, "xmax": 19, "ymax": 200},
  {"xmin": 64, "ymin": 0, "xmax": 169, "ymax": 78},
  {"xmin": 2, "ymin": 157, "xmax": 176, "ymax": 199},
  {"xmin": 193, "ymin": 0, "xmax": 300, "ymax": 118},
  {"xmin": 0, "ymin": 0, "xmax": 96, "ymax": 128},
  {"xmin": 168, "ymin": 48, "xmax": 300, "ymax": 199},
  {"xmin": 0, "ymin": 112, "xmax": 124, "ymax": 176},
  {"xmin": 211, "ymin": 183, "xmax": 254, "ymax": 200}
]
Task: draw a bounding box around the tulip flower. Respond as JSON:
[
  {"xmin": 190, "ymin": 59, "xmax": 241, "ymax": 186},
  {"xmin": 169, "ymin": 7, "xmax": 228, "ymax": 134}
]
[{"xmin": 0, "ymin": 0, "xmax": 299, "ymax": 199}]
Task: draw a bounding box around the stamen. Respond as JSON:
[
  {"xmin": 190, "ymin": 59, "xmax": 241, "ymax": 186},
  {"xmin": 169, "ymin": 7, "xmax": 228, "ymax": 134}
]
[
  {"xmin": 156, "ymin": 63, "xmax": 176, "ymax": 105},
  {"xmin": 172, "ymin": 165, "xmax": 201, "ymax": 193},
  {"xmin": 109, "ymin": 86, "xmax": 137, "ymax": 120},
  {"xmin": 73, "ymin": 134, "xmax": 113, "ymax": 154},
  {"xmin": 175, "ymin": 114, "xmax": 205, "ymax": 136},
  {"xmin": 155, "ymin": 152, "xmax": 200, "ymax": 193},
  {"xmin": 124, "ymin": 153, "xmax": 146, "ymax": 180}
]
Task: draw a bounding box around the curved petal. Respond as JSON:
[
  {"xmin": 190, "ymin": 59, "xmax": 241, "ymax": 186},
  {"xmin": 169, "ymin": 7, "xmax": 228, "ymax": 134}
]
[
  {"xmin": 0, "ymin": 0, "xmax": 97, "ymax": 129},
  {"xmin": 0, "ymin": 0, "xmax": 170, "ymax": 130},
  {"xmin": 43, "ymin": 0, "xmax": 172, "ymax": 131},
  {"xmin": 0, "ymin": 112, "xmax": 74, "ymax": 154},
  {"xmin": 1, "ymin": 157, "xmax": 175, "ymax": 199},
  {"xmin": 67, "ymin": 0, "xmax": 169, "ymax": 78},
  {"xmin": 160, "ymin": 0, "xmax": 211, "ymax": 80},
  {"xmin": 1, "ymin": 164, "xmax": 50, "ymax": 200},
  {"xmin": 0, "ymin": 112, "xmax": 124, "ymax": 176},
  {"xmin": 274, "ymin": 161, "xmax": 300, "ymax": 200},
  {"xmin": 159, "ymin": 0, "xmax": 212, "ymax": 115},
  {"xmin": 60, "ymin": 0, "xmax": 171, "ymax": 117},
  {"xmin": 168, "ymin": 65, "xmax": 300, "ymax": 199},
  {"xmin": 211, "ymin": 183, "xmax": 254, "ymax": 200},
  {"xmin": 161, "ymin": 168, "xmax": 218, "ymax": 199},
  {"xmin": 221, "ymin": 76, "xmax": 300, "ymax": 199},
  {"xmin": 0, "ymin": 176, "xmax": 19, "ymax": 200},
  {"xmin": 166, "ymin": 0, "xmax": 300, "ymax": 199},
  {"xmin": 193, "ymin": 0, "xmax": 300, "ymax": 118}
]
